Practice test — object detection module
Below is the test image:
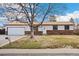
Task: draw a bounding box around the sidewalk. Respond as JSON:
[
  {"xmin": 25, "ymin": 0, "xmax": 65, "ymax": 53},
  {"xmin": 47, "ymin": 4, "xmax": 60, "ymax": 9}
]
[
  {"xmin": 0, "ymin": 35, "xmax": 24, "ymax": 47},
  {"xmin": 0, "ymin": 49, "xmax": 79, "ymax": 56}
]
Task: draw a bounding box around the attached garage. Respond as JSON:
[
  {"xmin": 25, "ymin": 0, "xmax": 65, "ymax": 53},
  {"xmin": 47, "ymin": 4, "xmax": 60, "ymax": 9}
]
[
  {"xmin": 8, "ymin": 27, "xmax": 25, "ymax": 35},
  {"xmin": 5, "ymin": 21, "xmax": 26, "ymax": 35}
]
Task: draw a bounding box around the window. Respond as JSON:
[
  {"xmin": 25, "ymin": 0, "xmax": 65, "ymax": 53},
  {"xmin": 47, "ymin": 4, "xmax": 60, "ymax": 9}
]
[
  {"xmin": 53, "ymin": 25, "xmax": 58, "ymax": 30},
  {"xmin": 65, "ymin": 25, "xmax": 69, "ymax": 30}
]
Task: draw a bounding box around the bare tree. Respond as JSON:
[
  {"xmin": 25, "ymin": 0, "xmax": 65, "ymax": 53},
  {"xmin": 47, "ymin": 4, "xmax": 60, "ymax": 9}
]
[
  {"xmin": 69, "ymin": 17, "xmax": 79, "ymax": 34},
  {"xmin": 3, "ymin": 3, "xmax": 51, "ymax": 38},
  {"xmin": 70, "ymin": 18, "xmax": 76, "ymax": 32},
  {"xmin": 70, "ymin": 18, "xmax": 74, "ymax": 23},
  {"xmin": 3, "ymin": 3, "xmax": 66, "ymax": 38},
  {"xmin": 19, "ymin": 3, "xmax": 51, "ymax": 38}
]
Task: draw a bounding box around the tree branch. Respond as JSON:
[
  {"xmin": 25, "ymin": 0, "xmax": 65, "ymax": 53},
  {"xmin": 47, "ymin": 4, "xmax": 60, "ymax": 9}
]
[
  {"xmin": 18, "ymin": 3, "xmax": 31, "ymax": 24},
  {"xmin": 35, "ymin": 4, "xmax": 51, "ymax": 28}
]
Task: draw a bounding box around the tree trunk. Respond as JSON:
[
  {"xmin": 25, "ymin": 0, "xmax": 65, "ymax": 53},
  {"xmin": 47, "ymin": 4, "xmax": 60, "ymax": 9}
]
[{"xmin": 30, "ymin": 26, "xmax": 34, "ymax": 38}]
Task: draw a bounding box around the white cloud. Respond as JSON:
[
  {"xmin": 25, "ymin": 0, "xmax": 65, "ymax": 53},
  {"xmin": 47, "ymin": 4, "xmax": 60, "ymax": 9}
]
[
  {"xmin": 67, "ymin": 11, "xmax": 79, "ymax": 19},
  {"xmin": 55, "ymin": 10, "xmax": 79, "ymax": 22},
  {"xmin": 73, "ymin": 11, "xmax": 79, "ymax": 14}
]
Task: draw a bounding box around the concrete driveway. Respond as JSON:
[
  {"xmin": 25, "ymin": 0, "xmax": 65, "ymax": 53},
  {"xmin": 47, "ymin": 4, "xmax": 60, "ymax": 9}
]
[{"xmin": 0, "ymin": 35, "xmax": 24, "ymax": 47}]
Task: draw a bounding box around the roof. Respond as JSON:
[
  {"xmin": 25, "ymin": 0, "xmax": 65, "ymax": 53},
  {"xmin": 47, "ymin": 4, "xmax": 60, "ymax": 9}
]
[
  {"xmin": 5, "ymin": 21, "xmax": 27, "ymax": 26},
  {"xmin": 41, "ymin": 22, "xmax": 74, "ymax": 26},
  {"xmin": 5, "ymin": 21, "xmax": 74, "ymax": 26}
]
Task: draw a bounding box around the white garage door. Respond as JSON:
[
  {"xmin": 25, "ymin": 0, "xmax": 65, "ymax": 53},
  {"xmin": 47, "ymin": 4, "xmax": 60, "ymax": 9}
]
[{"xmin": 8, "ymin": 27, "xmax": 25, "ymax": 35}]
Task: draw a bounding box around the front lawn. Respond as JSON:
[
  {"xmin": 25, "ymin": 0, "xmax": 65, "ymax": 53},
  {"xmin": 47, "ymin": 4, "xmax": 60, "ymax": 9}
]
[{"xmin": 1, "ymin": 35, "xmax": 79, "ymax": 49}]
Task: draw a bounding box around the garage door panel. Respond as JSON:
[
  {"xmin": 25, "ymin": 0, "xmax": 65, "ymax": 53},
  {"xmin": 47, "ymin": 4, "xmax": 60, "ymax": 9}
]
[{"xmin": 8, "ymin": 27, "xmax": 25, "ymax": 35}]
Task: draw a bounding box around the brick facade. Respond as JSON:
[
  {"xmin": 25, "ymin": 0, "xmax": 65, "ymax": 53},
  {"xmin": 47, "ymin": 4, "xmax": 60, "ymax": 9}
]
[
  {"xmin": 25, "ymin": 31, "xmax": 43, "ymax": 35},
  {"xmin": 47, "ymin": 30, "xmax": 74, "ymax": 35},
  {"xmin": 25, "ymin": 30, "xmax": 74, "ymax": 35}
]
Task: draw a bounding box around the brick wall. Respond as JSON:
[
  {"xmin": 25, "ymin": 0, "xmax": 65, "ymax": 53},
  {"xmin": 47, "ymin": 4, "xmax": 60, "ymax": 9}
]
[
  {"xmin": 47, "ymin": 30, "xmax": 74, "ymax": 35},
  {"xmin": 25, "ymin": 31, "xmax": 43, "ymax": 35},
  {"xmin": 34, "ymin": 31, "xmax": 43, "ymax": 35}
]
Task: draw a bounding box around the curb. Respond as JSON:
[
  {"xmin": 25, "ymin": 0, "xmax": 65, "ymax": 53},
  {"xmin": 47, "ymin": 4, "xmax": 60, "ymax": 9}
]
[{"xmin": 0, "ymin": 49, "xmax": 79, "ymax": 56}]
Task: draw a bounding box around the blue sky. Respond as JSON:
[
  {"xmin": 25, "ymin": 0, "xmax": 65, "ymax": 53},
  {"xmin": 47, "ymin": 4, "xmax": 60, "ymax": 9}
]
[
  {"xmin": 66, "ymin": 3, "xmax": 79, "ymax": 13},
  {"xmin": 0, "ymin": 3, "xmax": 79, "ymax": 16},
  {"xmin": 63, "ymin": 3, "xmax": 79, "ymax": 23},
  {"xmin": 0, "ymin": 3, "xmax": 79, "ymax": 26}
]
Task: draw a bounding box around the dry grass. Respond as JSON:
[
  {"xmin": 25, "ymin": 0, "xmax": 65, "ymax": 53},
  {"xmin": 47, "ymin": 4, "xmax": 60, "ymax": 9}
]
[{"xmin": 1, "ymin": 35, "xmax": 79, "ymax": 49}]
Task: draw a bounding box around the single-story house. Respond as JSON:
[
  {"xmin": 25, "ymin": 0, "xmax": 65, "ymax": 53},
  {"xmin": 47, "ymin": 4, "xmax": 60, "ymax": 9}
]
[{"xmin": 5, "ymin": 21, "xmax": 75, "ymax": 35}]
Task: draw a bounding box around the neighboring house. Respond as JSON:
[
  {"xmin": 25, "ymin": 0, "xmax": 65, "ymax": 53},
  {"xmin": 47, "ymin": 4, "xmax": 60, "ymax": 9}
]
[
  {"xmin": 0, "ymin": 28, "xmax": 5, "ymax": 34},
  {"xmin": 0, "ymin": 24, "xmax": 5, "ymax": 34},
  {"xmin": 49, "ymin": 15, "xmax": 71, "ymax": 22},
  {"xmin": 5, "ymin": 21, "xmax": 74, "ymax": 35},
  {"xmin": 0, "ymin": 17, "xmax": 7, "ymax": 34}
]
